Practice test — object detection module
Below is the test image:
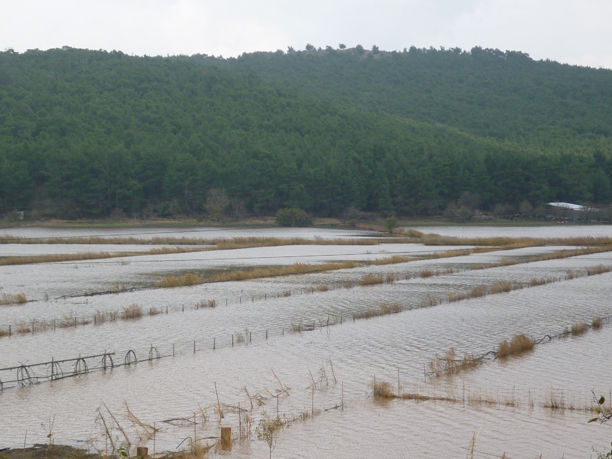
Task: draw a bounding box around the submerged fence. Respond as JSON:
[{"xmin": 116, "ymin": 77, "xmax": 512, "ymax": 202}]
[{"xmin": 2, "ymin": 311, "xmax": 611, "ymax": 393}]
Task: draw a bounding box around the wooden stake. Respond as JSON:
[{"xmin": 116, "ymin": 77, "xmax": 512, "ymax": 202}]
[
  {"xmin": 214, "ymin": 382, "xmax": 222, "ymax": 420},
  {"xmin": 311, "ymin": 388, "xmax": 314, "ymax": 415},
  {"xmin": 398, "ymin": 368, "xmax": 400, "ymax": 394}
]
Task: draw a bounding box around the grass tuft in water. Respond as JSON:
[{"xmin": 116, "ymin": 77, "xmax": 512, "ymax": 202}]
[
  {"xmin": 120, "ymin": 304, "xmax": 143, "ymax": 320},
  {"xmin": 570, "ymin": 322, "xmax": 589, "ymax": 336},
  {"xmin": 0, "ymin": 292, "xmax": 27, "ymax": 305},
  {"xmin": 497, "ymin": 334, "xmax": 535, "ymax": 359}
]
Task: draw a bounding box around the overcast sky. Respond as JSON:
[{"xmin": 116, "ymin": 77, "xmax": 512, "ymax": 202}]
[{"xmin": 1, "ymin": 0, "xmax": 611, "ymax": 68}]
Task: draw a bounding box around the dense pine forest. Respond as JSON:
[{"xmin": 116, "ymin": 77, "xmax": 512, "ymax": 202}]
[{"xmin": 1, "ymin": 45, "xmax": 611, "ymax": 219}]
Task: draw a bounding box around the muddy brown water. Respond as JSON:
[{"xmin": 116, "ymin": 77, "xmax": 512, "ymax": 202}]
[{"xmin": 0, "ymin": 226, "xmax": 611, "ymax": 458}]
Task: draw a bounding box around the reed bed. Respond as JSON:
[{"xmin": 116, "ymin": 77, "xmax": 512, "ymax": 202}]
[
  {"xmin": 155, "ymin": 272, "xmax": 205, "ymax": 288},
  {"xmin": 0, "ymin": 292, "xmax": 27, "ymax": 305},
  {"xmin": 371, "ymin": 255, "xmax": 417, "ymax": 265},
  {"xmin": 5, "ymin": 231, "xmax": 612, "ymax": 250},
  {"xmin": 497, "ymin": 334, "xmax": 535, "ymax": 359},
  {"xmin": 586, "ymin": 264, "xmax": 612, "ymax": 276},
  {"xmin": 353, "ymin": 303, "xmax": 401, "ymax": 320},
  {"xmin": 0, "ymin": 246, "xmax": 206, "ymax": 267}
]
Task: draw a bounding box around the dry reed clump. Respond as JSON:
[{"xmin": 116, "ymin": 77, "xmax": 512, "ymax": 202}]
[
  {"xmin": 529, "ymin": 277, "xmax": 550, "ymax": 287},
  {"xmin": 120, "ymin": 304, "xmax": 143, "ymax": 320},
  {"xmin": 57, "ymin": 313, "xmax": 77, "ymax": 328},
  {"xmin": 560, "ymin": 327, "xmax": 571, "ymax": 338},
  {"xmin": 16, "ymin": 321, "xmax": 32, "ymax": 333},
  {"xmin": 420, "ymin": 268, "xmax": 435, "ymax": 278},
  {"xmin": 93, "ymin": 310, "xmax": 106, "ymax": 325},
  {"xmin": 0, "ymin": 327, "xmax": 10, "ymax": 338},
  {"xmin": 358, "ymin": 273, "xmax": 385, "ymax": 286},
  {"xmin": 570, "ymin": 322, "xmax": 589, "ymax": 336},
  {"xmin": 428, "ymin": 348, "xmax": 481, "ymax": 376},
  {"xmin": 499, "ymin": 258, "xmax": 518, "ymax": 266},
  {"xmin": 355, "ymin": 303, "xmax": 401, "ymax": 319},
  {"xmin": 544, "ymin": 389, "xmax": 566, "ymax": 410},
  {"xmin": 566, "ymin": 269, "xmax": 576, "ymax": 280},
  {"xmin": 592, "ymin": 317, "xmax": 603, "ymax": 329},
  {"xmin": 423, "ymin": 294, "xmax": 438, "ymax": 306},
  {"xmin": 370, "ymin": 379, "xmax": 395, "ymax": 398},
  {"xmin": 0, "ymin": 292, "xmax": 27, "ymax": 305},
  {"xmin": 195, "ymin": 299, "xmax": 216, "ymax": 309},
  {"xmin": 149, "ymin": 307, "xmax": 162, "ymax": 316},
  {"xmin": 497, "ymin": 334, "xmax": 535, "ymax": 359},
  {"xmin": 448, "ymin": 285, "xmax": 487, "ymax": 303},
  {"xmin": 490, "ymin": 280, "xmax": 514, "ymax": 294},
  {"xmin": 380, "ymin": 303, "xmax": 401, "ymax": 314}
]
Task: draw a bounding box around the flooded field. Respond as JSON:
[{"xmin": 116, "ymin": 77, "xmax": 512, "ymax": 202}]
[{"xmin": 1, "ymin": 225, "xmax": 611, "ymax": 458}]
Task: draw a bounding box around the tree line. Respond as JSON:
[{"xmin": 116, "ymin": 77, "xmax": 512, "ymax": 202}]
[{"xmin": 0, "ymin": 46, "xmax": 611, "ymax": 219}]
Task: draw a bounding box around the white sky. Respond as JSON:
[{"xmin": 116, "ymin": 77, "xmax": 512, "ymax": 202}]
[{"xmin": 1, "ymin": 0, "xmax": 611, "ymax": 68}]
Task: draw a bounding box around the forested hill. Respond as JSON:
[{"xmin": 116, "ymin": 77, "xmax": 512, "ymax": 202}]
[
  {"xmin": 222, "ymin": 47, "xmax": 612, "ymax": 144},
  {"xmin": 0, "ymin": 47, "xmax": 611, "ymax": 219}
]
